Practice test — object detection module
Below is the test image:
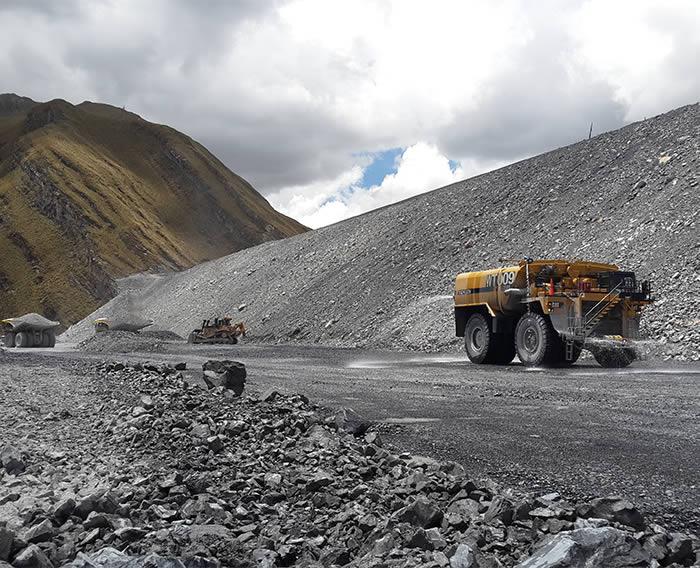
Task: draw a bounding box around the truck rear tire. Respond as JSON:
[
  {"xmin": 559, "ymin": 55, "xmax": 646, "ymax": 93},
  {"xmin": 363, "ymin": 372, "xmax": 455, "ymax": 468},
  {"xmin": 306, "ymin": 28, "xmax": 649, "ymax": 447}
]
[
  {"xmin": 464, "ymin": 314, "xmax": 513, "ymax": 364},
  {"xmin": 593, "ymin": 347, "xmax": 635, "ymax": 368},
  {"xmin": 15, "ymin": 332, "xmax": 32, "ymax": 348},
  {"xmin": 515, "ymin": 313, "xmax": 557, "ymax": 367},
  {"xmin": 3, "ymin": 332, "xmax": 15, "ymax": 348},
  {"xmin": 41, "ymin": 331, "xmax": 56, "ymax": 348}
]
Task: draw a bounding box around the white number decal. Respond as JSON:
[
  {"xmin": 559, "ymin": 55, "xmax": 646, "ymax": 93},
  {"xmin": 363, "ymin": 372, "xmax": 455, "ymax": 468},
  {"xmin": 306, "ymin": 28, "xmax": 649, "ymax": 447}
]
[{"xmin": 487, "ymin": 271, "xmax": 516, "ymax": 288}]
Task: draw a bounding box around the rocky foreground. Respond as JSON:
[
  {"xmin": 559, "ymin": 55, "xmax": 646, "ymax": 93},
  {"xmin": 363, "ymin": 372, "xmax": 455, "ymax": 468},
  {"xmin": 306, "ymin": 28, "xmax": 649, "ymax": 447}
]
[{"xmin": 1, "ymin": 358, "xmax": 698, "ymax": 568}]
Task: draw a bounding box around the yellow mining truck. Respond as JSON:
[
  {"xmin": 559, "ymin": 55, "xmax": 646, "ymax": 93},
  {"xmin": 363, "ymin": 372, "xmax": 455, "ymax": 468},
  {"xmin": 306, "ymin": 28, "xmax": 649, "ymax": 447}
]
[
  {"xmin": 454, "ymin": 259, "xmax": 653, "ymax": 367},
  {"xmin": 1, "ymin": 313, "xmax": 59, "ymax": 348}
]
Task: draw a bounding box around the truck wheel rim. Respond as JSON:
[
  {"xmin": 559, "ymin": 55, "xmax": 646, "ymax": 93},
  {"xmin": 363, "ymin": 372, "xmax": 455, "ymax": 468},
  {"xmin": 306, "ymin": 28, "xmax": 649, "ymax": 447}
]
[
  {"xmin": 471, "ymin": 328, "xmax": 484, "ymax": 351},
  {"xmin": 524, "ymin": 327, "xmax": 538, "ymax": 353}
]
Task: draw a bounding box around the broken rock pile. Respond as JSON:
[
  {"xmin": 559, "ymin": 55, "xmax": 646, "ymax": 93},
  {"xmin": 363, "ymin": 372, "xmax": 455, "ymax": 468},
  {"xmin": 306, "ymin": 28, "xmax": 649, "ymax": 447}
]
[
  {"xmin": 75, "ymin": 331, "xmax": 169, "ymax": 354},
  {"xmin": 0, "ymin": 362, "xmax": 697, "ymax": 568}
]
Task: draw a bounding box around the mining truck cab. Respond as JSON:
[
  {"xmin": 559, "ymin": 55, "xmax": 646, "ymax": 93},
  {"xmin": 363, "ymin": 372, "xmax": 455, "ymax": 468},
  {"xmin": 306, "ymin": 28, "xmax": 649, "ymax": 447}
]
[{"xmin": 454, "ymin": 259, "xmax": 654, "ymax": 368}]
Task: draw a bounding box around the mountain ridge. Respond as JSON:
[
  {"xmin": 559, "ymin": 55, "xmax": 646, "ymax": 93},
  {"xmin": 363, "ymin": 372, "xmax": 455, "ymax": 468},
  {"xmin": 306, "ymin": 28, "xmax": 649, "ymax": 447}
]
[{"xmin": 0, "ymin": 94, "xmax": 307, "ymax": 324}]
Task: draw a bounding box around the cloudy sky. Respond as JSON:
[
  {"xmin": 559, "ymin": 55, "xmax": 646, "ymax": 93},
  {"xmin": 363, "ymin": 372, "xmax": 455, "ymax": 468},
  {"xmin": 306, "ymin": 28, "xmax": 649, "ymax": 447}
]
[{"xmin": 2, "ymin": 0, "xmax": 699, "ymax": 228}]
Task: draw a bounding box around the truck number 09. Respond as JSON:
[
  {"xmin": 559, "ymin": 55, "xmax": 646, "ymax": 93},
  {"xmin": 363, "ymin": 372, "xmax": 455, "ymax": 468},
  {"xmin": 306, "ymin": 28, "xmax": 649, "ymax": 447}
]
[{"xmin": 487, "ymin": 271, "xmax": 515, "ymax": 287}]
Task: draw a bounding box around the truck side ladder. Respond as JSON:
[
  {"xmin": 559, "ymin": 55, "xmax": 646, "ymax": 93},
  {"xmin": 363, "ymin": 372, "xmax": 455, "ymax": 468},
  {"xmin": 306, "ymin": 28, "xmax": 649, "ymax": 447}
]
[{"xmin": 565, "ymin": 282, "xmax": 623, "ymax": 360}]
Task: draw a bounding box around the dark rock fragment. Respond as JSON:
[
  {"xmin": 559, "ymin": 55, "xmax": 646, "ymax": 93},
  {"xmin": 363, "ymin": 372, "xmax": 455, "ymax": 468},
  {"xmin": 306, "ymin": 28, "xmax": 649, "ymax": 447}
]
[
  {"xmin": 334, "ymin": 408, "xmax": 370, "ymax": 436},
  {"xmin": 483, "ymin": 495, "xmax": 514, "ymax": 526},
  {"xmin": 665, "ymin": 532, "xmax": 693, "ymax": 565},
  {"xmin": 395, "ymin": 497, "xmax": 443, "ymax": 528},
  {"xmin": 52, "ymin": 498, "xmax": 76, "ymax": 522},
  {"xmin": 23, "ymin": 519, "xmax": 54, "ymax": 544},
  {"xmin": 202, "ymin": 360, "xmax": 246, "ymax": 395},
  {"xmin": 0, "ymin": 528, "xmax": 13, "ymax": 562},
  {"xmin": 11, "ymin": 544, "xmax": 54, "ymax": 568}
]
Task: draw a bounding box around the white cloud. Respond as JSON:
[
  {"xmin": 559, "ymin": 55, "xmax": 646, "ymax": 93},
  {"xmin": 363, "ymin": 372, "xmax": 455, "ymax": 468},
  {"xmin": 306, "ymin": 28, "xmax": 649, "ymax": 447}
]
[
  {"xmin": 1, "ymin": 0, "xmax": 699, "ymax": 226},
  {"xmin": 271, "ymin": 142, "xmax": 469, "ymax": 228}
]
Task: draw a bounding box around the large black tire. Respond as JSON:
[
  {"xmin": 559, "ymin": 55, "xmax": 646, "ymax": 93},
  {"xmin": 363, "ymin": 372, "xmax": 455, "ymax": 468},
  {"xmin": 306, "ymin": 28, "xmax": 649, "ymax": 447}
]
[
  {"xmin": 593, "ymin": 347, "xmax": 635, "ymax": 368},
  {"xmin": 3, "ymin": 332, "xmax": 15, "ymax": 348},
  {"xmin": 464, "ymin": 313, "xmax": 494, "ymax": 364},
  {"xmin": 515, "ymin": 313, "xmax": 557, "ymax": 367},
  {"xmin": 15, "ymin": 332, "xmax": 32, "ymax": 348},
  {"xmin": 41, "ymin": 331, "xmax": 56, "ymax": 348}
]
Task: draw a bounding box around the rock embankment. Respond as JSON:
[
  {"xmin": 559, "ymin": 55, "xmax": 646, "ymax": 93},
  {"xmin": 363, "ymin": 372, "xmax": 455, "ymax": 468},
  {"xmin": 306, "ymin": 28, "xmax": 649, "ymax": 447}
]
[
  {"xmin": 1, "ymin": 362, "xmax": 697, "ymax": 567},
  {"xmin": 65, "ymin": 103, "xmax": 700, "ymax": 361}
]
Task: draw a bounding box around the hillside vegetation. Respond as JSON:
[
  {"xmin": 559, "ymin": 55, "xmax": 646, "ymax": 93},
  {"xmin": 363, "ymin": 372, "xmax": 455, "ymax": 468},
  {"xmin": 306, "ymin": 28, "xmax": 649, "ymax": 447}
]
[
  {"xmin": 66, "ymin": 103, "xmax": 700, "ymax": 360},
  {"xmin": 0, "ymin": 94, "xmax": 306, "ymax": 324}
]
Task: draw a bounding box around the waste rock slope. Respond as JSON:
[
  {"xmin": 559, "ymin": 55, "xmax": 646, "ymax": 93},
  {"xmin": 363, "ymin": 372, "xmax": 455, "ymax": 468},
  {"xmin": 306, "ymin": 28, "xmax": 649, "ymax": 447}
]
[
  {"xmin": 66, "ymin": 103, "xmax": 700, "ymax": 359},
  {"xmin": 0, "ymin": 93, "xmax": 307, "ymax": 325}
]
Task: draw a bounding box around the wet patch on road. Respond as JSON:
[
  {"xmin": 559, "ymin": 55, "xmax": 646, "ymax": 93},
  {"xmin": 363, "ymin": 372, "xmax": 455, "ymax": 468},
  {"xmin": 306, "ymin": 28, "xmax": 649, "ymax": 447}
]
[{"xmin": 383, "ymin": 417, "xmax": 442, "ymax": 424}]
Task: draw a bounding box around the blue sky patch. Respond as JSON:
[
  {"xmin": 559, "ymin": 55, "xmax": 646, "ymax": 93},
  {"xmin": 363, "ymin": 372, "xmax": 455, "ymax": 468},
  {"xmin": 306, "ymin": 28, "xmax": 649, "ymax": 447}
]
[{"xmin": 358, "ymin": 147, "xmax": 403, "ymax": 188}]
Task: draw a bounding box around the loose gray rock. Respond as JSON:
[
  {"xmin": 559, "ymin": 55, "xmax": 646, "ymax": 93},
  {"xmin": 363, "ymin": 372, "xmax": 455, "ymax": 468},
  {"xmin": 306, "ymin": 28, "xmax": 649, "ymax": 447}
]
[
  {"xmin": 450, "ymin": 544, "xmax": 477, "ymax": 568},
  {"xmin": 0, "ymin": 445, "xmax": 25, "ymax": 475}
]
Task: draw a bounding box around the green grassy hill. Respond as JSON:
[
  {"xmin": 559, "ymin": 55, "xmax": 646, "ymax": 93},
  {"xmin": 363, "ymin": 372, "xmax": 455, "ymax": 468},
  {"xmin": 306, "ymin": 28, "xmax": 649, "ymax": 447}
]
[{"xmin": 0, "ymin": 94, "xmax": 307, "ymax": 324}]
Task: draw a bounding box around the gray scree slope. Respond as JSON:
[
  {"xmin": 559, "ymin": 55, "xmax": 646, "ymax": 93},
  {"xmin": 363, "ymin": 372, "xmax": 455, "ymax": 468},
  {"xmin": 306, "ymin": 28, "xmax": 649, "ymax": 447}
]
[{"xmin": 65, "ymin": 103, "xmax": 700, "ymax": 360}]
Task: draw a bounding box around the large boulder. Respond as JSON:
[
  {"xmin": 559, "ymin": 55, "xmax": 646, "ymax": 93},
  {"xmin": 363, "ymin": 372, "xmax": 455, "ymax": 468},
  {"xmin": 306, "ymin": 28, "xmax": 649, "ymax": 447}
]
[
  {"xmin": 516, "ymin": 527, "xmax": 651, "ymax": 567},
  {"xmin": 202, "ymin": 360, "xmax": 246, "ymax": 395},
  {"xmin": 576, "ymin": 496, "xmax": 645, "ymax": 530}
]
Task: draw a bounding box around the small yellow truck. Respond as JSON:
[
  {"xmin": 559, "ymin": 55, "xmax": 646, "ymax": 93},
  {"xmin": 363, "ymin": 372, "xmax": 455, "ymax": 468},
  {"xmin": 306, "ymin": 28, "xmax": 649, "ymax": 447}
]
[{"xmin": 454, "ymin": 259, "xmax": 653, "ymax": 367}]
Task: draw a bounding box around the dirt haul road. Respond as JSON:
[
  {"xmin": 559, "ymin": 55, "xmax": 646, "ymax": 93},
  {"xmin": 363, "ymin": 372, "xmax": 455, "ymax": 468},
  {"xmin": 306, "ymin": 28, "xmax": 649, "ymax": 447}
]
[{"xmin": 3, "ymin": 344, "xmax": 699, "ymax": 534}]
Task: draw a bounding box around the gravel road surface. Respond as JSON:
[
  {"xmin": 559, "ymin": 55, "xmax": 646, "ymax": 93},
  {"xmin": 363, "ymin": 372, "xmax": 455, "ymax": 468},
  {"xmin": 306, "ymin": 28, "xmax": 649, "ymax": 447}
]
[{"xmin": 5, "ymin": 343, "xmax": 698, "ymax": 534}]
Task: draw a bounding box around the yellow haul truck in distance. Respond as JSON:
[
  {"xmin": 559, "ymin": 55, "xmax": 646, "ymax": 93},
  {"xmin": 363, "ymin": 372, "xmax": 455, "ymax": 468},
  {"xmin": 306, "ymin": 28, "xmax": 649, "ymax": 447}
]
[{"xmin": 454, "ymin": 259, "xmax": 653, "ymax": 368}]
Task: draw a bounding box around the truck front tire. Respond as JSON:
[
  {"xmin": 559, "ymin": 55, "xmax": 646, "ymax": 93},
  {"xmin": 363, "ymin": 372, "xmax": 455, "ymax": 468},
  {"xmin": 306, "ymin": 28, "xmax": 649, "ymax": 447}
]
[
  {"xmin": 515, "ymin": 313, "xmax": 557, "ymax": 367},
  {"xmin": 14, "ymin": 332, "xmax": 32, "ymax": 348}
]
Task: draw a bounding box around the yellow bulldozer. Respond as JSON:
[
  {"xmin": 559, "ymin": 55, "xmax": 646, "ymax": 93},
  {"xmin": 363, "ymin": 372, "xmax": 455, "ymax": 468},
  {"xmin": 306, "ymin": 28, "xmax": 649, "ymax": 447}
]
[
  {"xmin": 454, "ymin": 258, "xmax": 654, "ymax": 368},
  {"xmin": 187, "ymin": 317, "xmax": 246, "ymax": 345}
]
